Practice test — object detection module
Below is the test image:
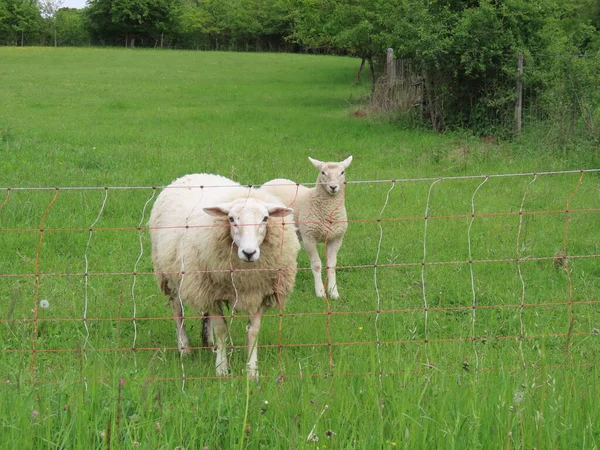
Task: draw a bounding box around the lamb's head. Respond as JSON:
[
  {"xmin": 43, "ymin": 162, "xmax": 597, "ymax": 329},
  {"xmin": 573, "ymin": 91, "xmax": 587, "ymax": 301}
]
[
  {"xmin": 204, "ymin": 198, "xmax": 293, "ymax": 263},
  {"xmin": 309, "ymin": 156, "xmax": 353, "ymax": 195}
]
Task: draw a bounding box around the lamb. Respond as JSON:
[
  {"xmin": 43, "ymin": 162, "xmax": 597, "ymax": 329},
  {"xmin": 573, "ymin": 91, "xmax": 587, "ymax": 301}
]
[
  {"xmin": 261, "ymin": 156, "xmax": 352, "ymax": 299},
  {"xmin": 149, "ymin": 173, "xmax": 300, "ymax": 377}
]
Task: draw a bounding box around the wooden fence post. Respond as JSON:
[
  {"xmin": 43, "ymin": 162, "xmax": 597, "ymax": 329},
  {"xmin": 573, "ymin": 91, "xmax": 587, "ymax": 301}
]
[
  {"xmin": 515, "ymin": 52, "xmax": 524, "ymax": 137},
  {"xmin": 386, "ymin": 48, "xmax": 395, "ymax": 81}
]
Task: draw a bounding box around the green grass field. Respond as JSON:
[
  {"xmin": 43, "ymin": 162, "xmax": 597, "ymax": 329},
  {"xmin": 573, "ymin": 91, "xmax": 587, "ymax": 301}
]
[{"xmin": 1, "ymin": 47, "xmax": 599, "ymax": 449}]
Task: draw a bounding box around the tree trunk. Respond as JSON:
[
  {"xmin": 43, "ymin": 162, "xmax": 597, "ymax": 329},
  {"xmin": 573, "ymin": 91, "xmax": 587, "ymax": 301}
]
[
  {"xmin": 160, "ymin": 32, "xmax": 164, "ymax": 48},
  {"xmin": 21, "ymin": 30, "xmax": 24, "ymax": 47},
  {"xmin": 355, "ymin": 57, "xmax": 366, "ymax": 84},
  {"xmin": 368, "ymin": 57, "xmax": 376, "ymax": 96},
  {"xmin": 130, "ymin": 37, "xmax": 135, "ymax": 48},
  {"xmin": 422, "ymin": 69, "xmax": 442, "ymax": 132},
  {"xmin": 54, "ymin": 29, "xmax": 57, "ymax": 47}
]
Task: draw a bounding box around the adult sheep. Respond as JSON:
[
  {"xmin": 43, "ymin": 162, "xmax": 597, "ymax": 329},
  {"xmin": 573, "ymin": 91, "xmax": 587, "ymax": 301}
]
[
  {"xmin": 261, "ymin": 156, "xmax": 352, "ymax": 299},
  {"xmin": 149, "ymin": 173, "xmax": 300, "ymax": 377}
]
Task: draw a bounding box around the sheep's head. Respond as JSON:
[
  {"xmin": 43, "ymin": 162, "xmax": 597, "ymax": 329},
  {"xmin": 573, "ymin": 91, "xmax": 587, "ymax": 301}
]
[
  {"xmin": 204, "ymin": 198, "xmax": 293, "ymax": 262},
  {"xmin": 309, "ymin": 155, "xmax": 353, "ymax": 196}
]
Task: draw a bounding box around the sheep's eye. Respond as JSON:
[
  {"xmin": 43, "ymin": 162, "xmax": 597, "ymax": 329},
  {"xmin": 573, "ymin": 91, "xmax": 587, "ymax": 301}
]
[
  {"xmin": 321, "ymin": 171, "xmax": 326, "ymax": 175},
  {"xmin": 262, "ymin": 216, "xmax": 269, "ymax": 223},
  {"xmin": 341, "ymin": 171, "xmax": 345, "ymax": 175},
  {"xmin": 228, "ymin": 217, "xmax": 235, "ymax": 223}
]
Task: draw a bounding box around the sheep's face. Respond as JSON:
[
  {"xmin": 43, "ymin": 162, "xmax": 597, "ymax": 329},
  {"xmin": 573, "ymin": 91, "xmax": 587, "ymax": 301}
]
[
  {"xmin": 204, "ymin": 198, "xmax": 293, "ymax": 263},
  {"xmin": 309, "ymin": 156, "xmax": 353, "ymax": 196}
]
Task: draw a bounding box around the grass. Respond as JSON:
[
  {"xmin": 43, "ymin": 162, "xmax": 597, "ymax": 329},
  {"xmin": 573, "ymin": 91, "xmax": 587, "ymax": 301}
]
[{"xmin": 0, "ymin": 46, "xmax": 599, "ymax": 449}]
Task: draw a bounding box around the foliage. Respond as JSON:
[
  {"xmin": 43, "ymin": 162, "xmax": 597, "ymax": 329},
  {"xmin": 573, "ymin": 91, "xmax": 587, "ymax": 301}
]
[
  {"xmin": 0, "ymin": 0, "xmax": 43, "ymax": 45},
  {"xmin": 173, "ymin": 0, "xmax": 295, "ymax": 51},
  {"xmin": 291, "ymin": 0, "xmax": 398, "ymax": 83},
  {"xmin": 55, "ymin": 7, "xmax": 88, "ymax": 45},
  {"xmin": 86, "ymin": 0, "xmax": 178, "ymax": 47},
  {"xmin": 373, "ymin": 0, "xmax": 600, "ymax": 135}
]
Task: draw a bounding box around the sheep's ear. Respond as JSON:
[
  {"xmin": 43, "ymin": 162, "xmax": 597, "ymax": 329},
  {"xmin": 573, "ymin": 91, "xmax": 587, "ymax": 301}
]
[
  {"xmin": 203, "ymin": 203, "xmax": 231, "ymax": 217},
  {"xmin": 341, "ymin": 155, "xmax": 353, "ymax": 169},
  {"xmin": 308, "ymin": 157, "xmax": 323, "ymax": 169},
  {"xmin": 266, "ymin": 204, "xmax": 293, "ymax": 218}
]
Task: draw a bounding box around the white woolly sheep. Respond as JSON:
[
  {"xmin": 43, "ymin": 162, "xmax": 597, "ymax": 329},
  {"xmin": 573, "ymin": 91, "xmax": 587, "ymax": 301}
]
[
  {"xmin": 261, "ymin": 156, "xmax": 352, "ymax": 299},
  {"xmin": 149, "ymin": 173, "xmax": 300, "ymax": 377}
]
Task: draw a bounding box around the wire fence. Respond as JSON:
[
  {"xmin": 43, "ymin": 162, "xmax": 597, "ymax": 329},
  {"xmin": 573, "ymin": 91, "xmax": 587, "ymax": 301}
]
[{"xmin": 1, "ymin": 169, "xmax": 599, "ymax": 386}]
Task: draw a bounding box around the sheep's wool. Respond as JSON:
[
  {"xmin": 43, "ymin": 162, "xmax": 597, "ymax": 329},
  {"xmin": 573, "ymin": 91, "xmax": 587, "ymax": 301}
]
[{"xmin": 149, "ymin": 174, "xmax": 300, "ymax": 314}]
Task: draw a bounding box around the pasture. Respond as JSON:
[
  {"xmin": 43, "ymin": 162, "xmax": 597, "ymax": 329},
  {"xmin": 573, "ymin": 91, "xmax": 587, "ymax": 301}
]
[{"xmin": 1, "ymin": 47, "xmax": 599, "ymax": 449}]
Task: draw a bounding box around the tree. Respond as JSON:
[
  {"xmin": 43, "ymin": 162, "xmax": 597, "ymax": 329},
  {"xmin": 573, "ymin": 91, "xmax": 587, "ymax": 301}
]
[
  {"xmin": 0, "ymin": 0, "xmax": 43, "ymax": 45},
  {"xmin": 291, "ymin": 0, "xmax": 397, "ymax": 86},
  {"xmin": 86, "ymin": 0, "xmax": 176, "ymax": 47},
  {"xmin": 375, "ymin": 0, "xmax": 600, "ymax": 134},
  {"xmin": 55, "ymin": 7, "xmax": 88, "ymax": 45}
]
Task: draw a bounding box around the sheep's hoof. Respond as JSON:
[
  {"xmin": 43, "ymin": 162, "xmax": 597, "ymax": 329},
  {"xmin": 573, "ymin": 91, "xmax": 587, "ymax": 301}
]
[
  {"xmin": 328, "ymin": 291, "xmax": 340, "ymax": 300},
  {"xmin": 315, "ymin": 287, "xmax": 326, "ymax": 298},
  {"xmin": 246, "ymin": 365, "xmax": 259, "ymax": 380},
  {"xmin": 179, "ymin": 346, "xmax": 191, "ymax": 357},
  {"xmin": 216, "ymin": 364, "xmax": 230, "ymax": 377}
]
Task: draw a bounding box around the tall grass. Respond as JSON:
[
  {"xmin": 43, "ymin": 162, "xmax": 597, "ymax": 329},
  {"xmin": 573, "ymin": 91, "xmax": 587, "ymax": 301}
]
[{"xmin": 0, "ymin": 47, "xmax": 599, "ymax": 449}]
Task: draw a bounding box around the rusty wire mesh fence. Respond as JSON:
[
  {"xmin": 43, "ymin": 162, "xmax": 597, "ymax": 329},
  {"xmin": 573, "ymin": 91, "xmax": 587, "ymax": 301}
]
[{"xmin": 1, "ymin": 169, "xmax": 599, "ymax": 386}]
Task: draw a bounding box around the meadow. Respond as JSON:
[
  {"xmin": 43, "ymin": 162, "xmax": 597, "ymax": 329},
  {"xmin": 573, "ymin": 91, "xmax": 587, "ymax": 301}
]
[{"xmin": 1, "ymin": 47, "xmax": 599, "ymax": 449}]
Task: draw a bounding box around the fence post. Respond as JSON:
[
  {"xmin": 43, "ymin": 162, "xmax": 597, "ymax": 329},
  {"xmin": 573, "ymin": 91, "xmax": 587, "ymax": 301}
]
[
  {"xmin": 386, "ymin": 48, "xmax": 395, "ymax": 81},
  {"xmin": 514, "ymin": 52, "xmax": 524, "ymax": 137}
]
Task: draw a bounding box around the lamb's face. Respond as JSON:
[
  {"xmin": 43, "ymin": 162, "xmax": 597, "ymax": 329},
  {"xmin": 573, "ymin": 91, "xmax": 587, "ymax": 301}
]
[
  {"xmin": 309, "ymin": 156, "xmax": 353, "ymax": 195},
  {"xmin": 204, "ymin": 198, "xmax": 293, "ymax": 263}
]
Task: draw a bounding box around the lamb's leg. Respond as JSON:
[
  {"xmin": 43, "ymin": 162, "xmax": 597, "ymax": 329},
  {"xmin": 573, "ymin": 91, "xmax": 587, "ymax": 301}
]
[
  {"xmin": 325, "ymin": 237, "xmax": 343, "ymax": 299},
  {"xmin": 246, "ymin": 311, "xmax": 262, "ymax": 379},
  {"xmin": 210, "ymin": 308, "xmax": 229, "ymax": 376},
  {"xmin": 171, "ymin": 297, "xmax": 190, "ymax": 355},
  {"xmin": 303, "ymin": 238, "xmax": 325, "ymax": 297}
]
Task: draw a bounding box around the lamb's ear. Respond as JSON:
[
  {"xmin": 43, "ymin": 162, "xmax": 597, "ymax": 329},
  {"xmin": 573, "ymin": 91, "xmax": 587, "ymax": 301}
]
[
  {"xmin": 308, "ymin": 157, "xmax": 323, "ymax": 169},
  {"xmin": 203, "ymin": 203, "xmax": 231, "ymax": 217},
  {"xmin": 341, "ymin": 155, "xmax": 353, "ymax": 169},
  {"xmin": 266, "ymin": 204, "xmax": 293, "ymax": 218}
]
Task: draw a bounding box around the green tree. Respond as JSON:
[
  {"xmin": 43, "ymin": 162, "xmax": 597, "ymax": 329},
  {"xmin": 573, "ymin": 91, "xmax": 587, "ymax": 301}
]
[
  {"xmin": 378, "ymin": 0, "xmax": 599, "ymax": 134},
  {"xmin": 292, "ymin": 0, "xmax": 397, "ymax": 85},
  {"xmin": 172, "ymin": 0, "xmax": 294, "ymax": 51},
  {"xmin": 55, "ymin": 6, "xmax": 88, "ymax": 45},
  {"xmin": 86, "ymin": 0, "xmax": 176, "ymax": 47},
  {"xmin": 0, "ymin": 0, "xmax": 43, "ymax": 45}
]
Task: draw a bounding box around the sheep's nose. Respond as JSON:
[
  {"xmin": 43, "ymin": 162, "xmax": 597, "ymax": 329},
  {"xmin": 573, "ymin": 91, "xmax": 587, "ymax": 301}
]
[
  {"xmin": 242, "ymin": 249, "xmax": 257, "ymax": 261},
  {"xmin": 329, "ymin": 185, "xmax": 338, "ymax": 193}
]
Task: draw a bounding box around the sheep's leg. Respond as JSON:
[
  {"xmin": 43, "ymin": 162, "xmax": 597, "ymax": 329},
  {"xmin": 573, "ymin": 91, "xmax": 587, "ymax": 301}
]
[
  {"xmin": 202, "ymin": 312, "xmax": 214, "ymax": 348},
  {"xmin": 246, "ymin": 311, "xmax": 262, "ymax": 379},
  {"xmin": 210, "ymin": 309, "xmax": 229, "ymax": 376},
  {"xmin": 325, "ymin": 237, "xmax": 343, "ymax": 299},
  {"xmin": 304, "ymin": 238, "xmax": 325, "ymax": 297},
  {"xmin": 171, "ymin": 297, "xmax": 190, "ymax": 355}
]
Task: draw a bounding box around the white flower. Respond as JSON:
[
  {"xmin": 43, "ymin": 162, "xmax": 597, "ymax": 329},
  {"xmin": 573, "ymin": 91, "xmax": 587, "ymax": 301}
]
[
  {"xmin": 513, "ymin": 391, "xmax": 524, "ymax": 404},
  {"xmin": 39, "ymin": 300, "xmax": 49, "ymax": 309}
]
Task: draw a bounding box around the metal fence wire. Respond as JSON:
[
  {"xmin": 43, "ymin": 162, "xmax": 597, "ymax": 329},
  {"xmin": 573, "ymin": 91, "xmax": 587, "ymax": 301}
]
[{"xmin": 1, "ymin": 169, "xmax": 599, "ymax": 386}]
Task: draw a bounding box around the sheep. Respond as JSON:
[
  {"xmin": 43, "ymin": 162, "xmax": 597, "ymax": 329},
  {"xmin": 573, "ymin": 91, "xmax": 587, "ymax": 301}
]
[
  {"xmin": 149, "ymin": 173, "xmax": 300, "ymax": 377},
  {"xmin": 261, "ymin": 156, "xmax": 352, "ymax": 299}
]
